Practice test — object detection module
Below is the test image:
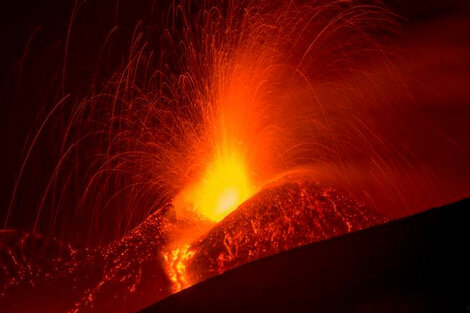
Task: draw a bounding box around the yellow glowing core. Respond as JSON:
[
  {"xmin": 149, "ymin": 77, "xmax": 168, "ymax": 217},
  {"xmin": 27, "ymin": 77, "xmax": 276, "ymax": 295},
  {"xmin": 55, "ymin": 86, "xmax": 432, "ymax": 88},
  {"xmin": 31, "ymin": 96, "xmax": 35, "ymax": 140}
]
[{"xmin": 175, "ymin": 152, "xmax": 255, "ymax": 222}]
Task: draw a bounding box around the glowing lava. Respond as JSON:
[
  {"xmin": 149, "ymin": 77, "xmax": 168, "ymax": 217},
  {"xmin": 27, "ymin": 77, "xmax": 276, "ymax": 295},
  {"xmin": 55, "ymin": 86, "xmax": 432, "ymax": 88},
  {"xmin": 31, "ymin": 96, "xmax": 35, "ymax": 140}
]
[
  {"xmin": 174, "ymin": 151, "xmax": 255, "ymax": 223},
  {"xmin": 162, "ymin": 244, "xmax": 195, "ymax": 292},
  {"xmin": 165, "ymin": 150, "xmax": 256, "ymax": 291}
]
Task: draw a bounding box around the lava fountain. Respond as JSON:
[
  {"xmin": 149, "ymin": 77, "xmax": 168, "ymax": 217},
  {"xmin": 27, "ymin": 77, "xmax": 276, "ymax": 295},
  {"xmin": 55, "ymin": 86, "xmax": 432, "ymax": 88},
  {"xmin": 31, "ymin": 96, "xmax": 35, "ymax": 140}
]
[{"xmin": 155, "ymin": 0, "xmax": 397, "ymax": 292}]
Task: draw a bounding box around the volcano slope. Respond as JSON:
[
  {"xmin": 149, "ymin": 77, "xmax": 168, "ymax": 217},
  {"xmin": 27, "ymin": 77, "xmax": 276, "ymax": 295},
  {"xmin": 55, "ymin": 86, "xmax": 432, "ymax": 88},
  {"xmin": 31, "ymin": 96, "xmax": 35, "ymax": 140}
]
[
  {"xmin": 1, "ymin": 177, "xmax": 388, "ymax": 312},
  {"xmin": 142, "ymin": 198, "xmax": 470, "ymax": 313}
]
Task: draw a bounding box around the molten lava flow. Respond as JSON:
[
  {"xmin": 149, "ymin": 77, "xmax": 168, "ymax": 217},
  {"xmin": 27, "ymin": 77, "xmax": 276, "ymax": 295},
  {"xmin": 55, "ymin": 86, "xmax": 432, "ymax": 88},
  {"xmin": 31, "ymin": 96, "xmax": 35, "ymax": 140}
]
[{"xmin": 162, "ymin": 244, "xmax": 194, "ymax": 292}]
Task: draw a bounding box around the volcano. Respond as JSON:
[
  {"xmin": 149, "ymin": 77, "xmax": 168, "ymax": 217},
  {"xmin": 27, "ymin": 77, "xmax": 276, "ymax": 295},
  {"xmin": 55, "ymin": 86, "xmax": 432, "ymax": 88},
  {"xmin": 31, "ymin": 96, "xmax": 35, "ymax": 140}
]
[
  {"xmin": 142, "ymin": 198, "xmax": 470, "ymax": 313},
  {"xmin": 1, "ymin": 176, "xmax": 387, "ymax": 312}
]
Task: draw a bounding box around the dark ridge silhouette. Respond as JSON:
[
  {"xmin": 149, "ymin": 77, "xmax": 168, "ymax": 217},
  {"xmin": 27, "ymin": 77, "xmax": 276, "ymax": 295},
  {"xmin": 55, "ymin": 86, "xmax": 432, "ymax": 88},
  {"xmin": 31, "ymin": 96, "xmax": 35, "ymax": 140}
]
[{"xmin": 141, "ymin": 198, "xmax": 470, "ymax": 313}]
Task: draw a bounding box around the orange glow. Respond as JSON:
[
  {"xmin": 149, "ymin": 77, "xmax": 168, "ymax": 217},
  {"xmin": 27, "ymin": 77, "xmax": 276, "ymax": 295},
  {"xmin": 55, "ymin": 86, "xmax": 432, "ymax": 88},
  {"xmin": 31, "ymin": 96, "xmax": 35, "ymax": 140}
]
[
  {"xmin": 165, "ymin": 149, "xmax": 256, "ymax": 292},
  {"xmin": 162, "ymin": 244, "xmax": 195, "ymax": 292},
  {"xmin": 174, "ymin": 151, "xmax": 255, "ymax": 222}
]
